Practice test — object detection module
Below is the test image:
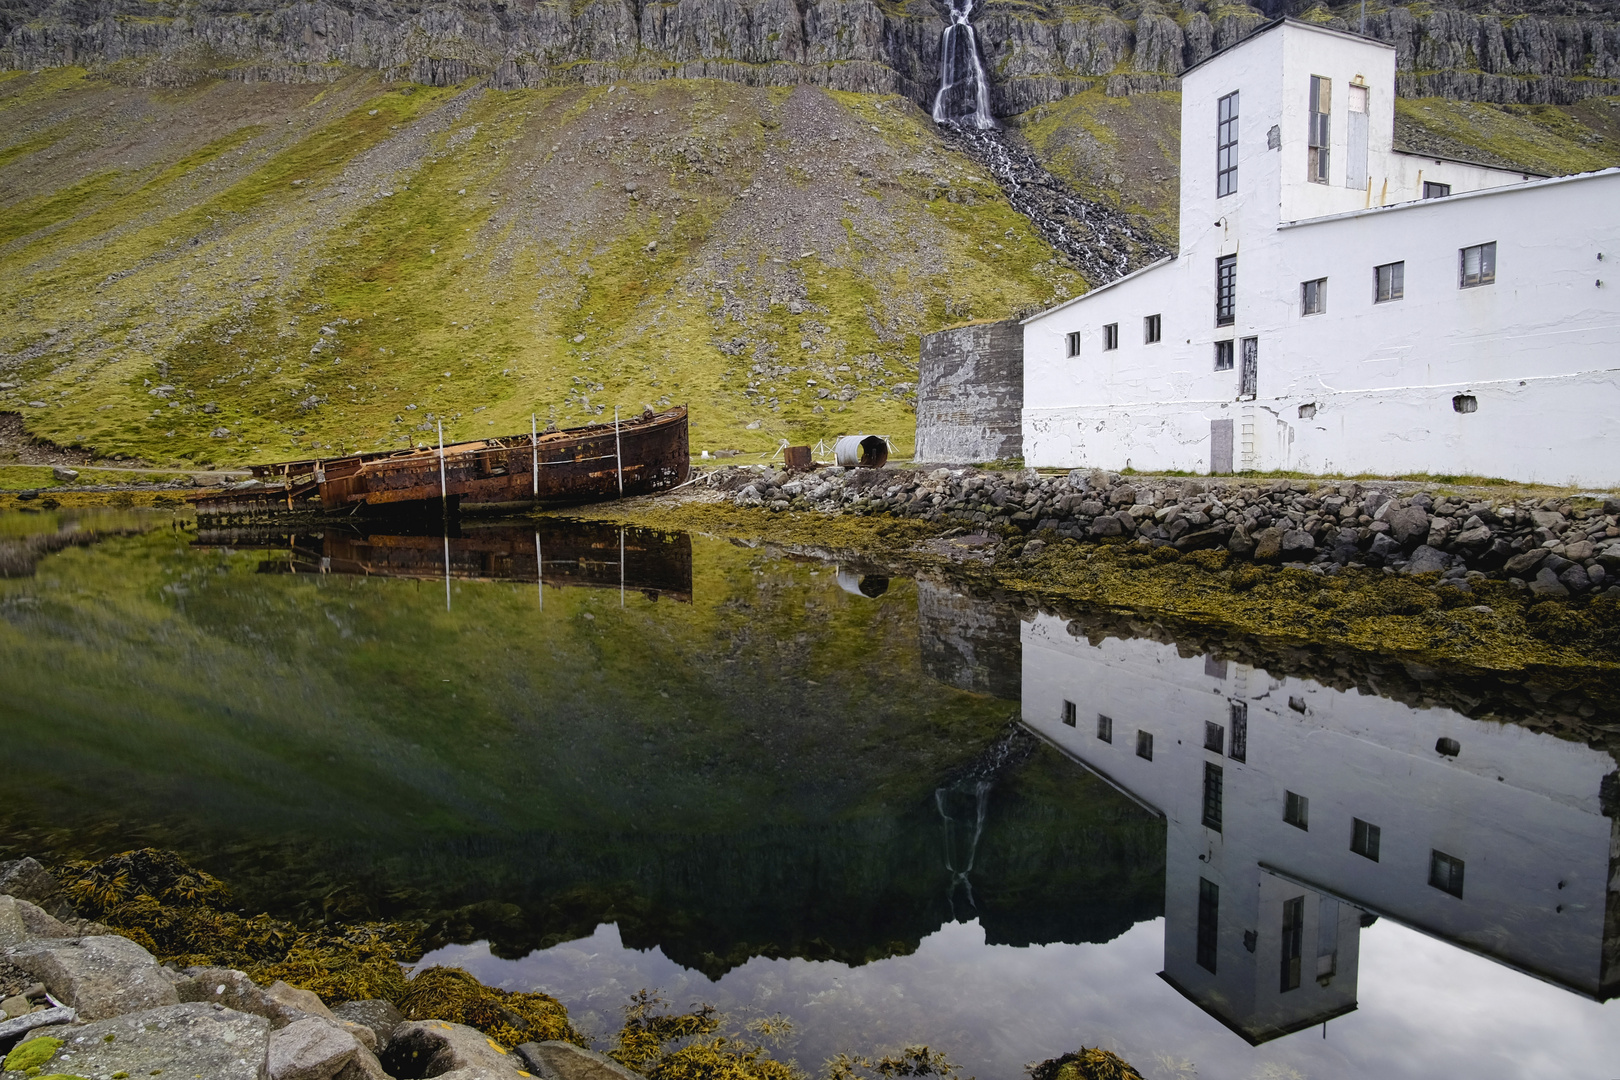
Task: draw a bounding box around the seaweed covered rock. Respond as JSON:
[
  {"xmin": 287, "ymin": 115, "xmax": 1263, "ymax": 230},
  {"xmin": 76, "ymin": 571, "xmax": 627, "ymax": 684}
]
[
  {"xmin": 1027, "ymin": 1047, "xmax": 1143, "ymax": 1080},
  {"xmin": 397, "ymin": 967, "xmax": 581, "ymax": 1050},
  {"xmin": 607, "ymin": 992, "xmax": 802, "ymax": 1080}
]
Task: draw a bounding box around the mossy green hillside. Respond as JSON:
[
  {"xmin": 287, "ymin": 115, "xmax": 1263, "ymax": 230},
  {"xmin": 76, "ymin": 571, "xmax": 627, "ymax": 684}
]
[
  {"xmin": 1394, "ymin": 96, "xmax": 1620, "ymax": 177},
  {"xmin": 0, "ymin": 73, "xmax": 1082, "ymax": 467}
]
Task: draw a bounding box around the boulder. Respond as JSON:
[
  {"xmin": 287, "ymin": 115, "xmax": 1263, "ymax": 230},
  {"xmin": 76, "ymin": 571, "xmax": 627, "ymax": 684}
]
[
  {"xmin": 1529, "ymin": 567, "xmax": 1569, "ymax": 598},
  {"xmin": 383, "ymin": 1020, "xmax": 531, "ymax": 1080},
  {"xmin": 51, "ymin": 467, "xmax": 78, "ymax": 483},
  {"xmin": 517, "ymin": 1041, "xmax": 642, "ymax": 1080},
  {"xmin": 1563, "ymin": 539, "xmax": 1596, "ymax": 561},
  {"xmin": 0, "ymin": 897, "xmax": 28, "ymax": 951},
  {"xmin": 178, "ymin": 966, "xmax": 275, "ymax": 1019},
  {"xmin": 1280, "ymin": 529, "xmax": 1316, "ymax": 556},
  {"xmin": 1503, "ymin": 549, "xmax": 1548, "ymax": 577},
  {"xmin": 1403, "ymin": 545, "xmax": 1449, "ymax": 575},
  {"xmin": 1559, "ymin": 564, "xmax": 1592, "ymax": 593},
  {"xmin": 265, "ymin": 979, "xmax": 338, "ymax": 1026},
  {"xmin": 1251, "ymin": 526, "xmax": 1286, "ymax": 562},
  {"xmin": 6, "ymin": 935, "xmax": 178, "ymax": 1020},
  {"xmin": 25, "ymin": 1003, "xmax": 269, "ymax": 1080},
  {"xmin": 0, "ymin": 1006, "xmax": 76, "ymax": 1050},
  {"xmin": 0, "ymin": 859, "xmax": 68, "ymax": 916},
  {"xmin": 1387, "ymin": 506, "xmax": 1431, "ymax": 544},
  {"xmin": 267, "ymin": 1016, "xmax": 358, "ymax": 1080}
]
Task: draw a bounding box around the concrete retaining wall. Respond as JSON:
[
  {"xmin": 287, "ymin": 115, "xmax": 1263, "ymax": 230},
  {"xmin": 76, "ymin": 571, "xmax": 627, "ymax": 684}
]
[{"xmin": 916, "ymin": 320, "xmax": 1024, "ymax": 464}]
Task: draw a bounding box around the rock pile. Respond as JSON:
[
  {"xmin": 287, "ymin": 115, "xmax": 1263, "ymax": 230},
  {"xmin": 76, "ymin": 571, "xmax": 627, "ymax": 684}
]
[
  {"xmin": 0, "ymin": 857, "xmax": 626, "ymax": 1080},
  {"xmin": 715, "ymin": 466, "xmax": 1620, "ymax": 597}
]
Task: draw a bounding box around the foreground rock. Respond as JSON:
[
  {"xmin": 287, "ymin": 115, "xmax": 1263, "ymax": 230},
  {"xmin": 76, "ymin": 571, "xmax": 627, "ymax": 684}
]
[
  {"xmin": 20, "ymin": 1002, "xmax": 270, "ymax": 1080},
  {"xmin": 383, "ymin": 1019, "xmax": 533, "ymax": 1080},
  {"xmin": 6, "ymin": 935, "xmax": 179, "ymax": 1020},
  {"xmin": 713, "ymin": 466, "xmax": 1620, "ymax": 595},
  {"xmin": 518, "ymin": 1040, "xmax": 642, "ymax": 1080}
]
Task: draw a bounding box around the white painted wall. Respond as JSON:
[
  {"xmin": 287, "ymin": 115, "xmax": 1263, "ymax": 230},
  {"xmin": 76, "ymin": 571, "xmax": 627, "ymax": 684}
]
[
  {"xmin": 1019, "ymin": 614, "xmax": 1617, "ymax": 1038},
  {"xmin": 1022, "ymin": 19, "xmax": 1620, "ymax": 486}
]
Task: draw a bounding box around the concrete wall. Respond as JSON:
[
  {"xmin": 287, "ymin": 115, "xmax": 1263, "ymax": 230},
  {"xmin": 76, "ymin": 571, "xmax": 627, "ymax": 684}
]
[
  {"xmin": 916, "ymin": 319, "xmax": 1023, "ymax": 464},
  {"xmin": 1022, "ymin": 20, "xmax": 1620, "ymax": 486}
]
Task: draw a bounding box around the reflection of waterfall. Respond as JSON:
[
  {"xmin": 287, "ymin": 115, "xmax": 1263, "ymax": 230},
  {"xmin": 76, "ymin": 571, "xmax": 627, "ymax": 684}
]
[
  {"xmin": 936, "ymin": 780, "xmax": 992, "ymax": 918},
  {"xmin": 932, "ymin": 0, "xmax": 996, "ymax": 130}
]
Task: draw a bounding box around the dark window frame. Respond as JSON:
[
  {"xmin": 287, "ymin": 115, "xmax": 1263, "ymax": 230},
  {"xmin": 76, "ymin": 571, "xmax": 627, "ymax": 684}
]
[
  {"xmin": 1097, "ymin": 714, "xmax": 1113, "ymax": 743},
  {"xmin": 1375, "ymin": 261, "xmax": 1404, "ymax": 303},
  {"xmin": 1281, "ymin": 896, "xmax": 1305, "ymax": 991},
  {"xmin": 1228, "ymin": 701, "xmax": 1248, "ymax": 762},
  {"xmin": 1144, "ymin": 313, "xmax": 1162, "ymax": 344},
  {"xmin": 1065, "ymin": 330, "xmax": 1082, "ymax": 358},
  {"xmin": 1214, "ymin": 339, "xmax": 1235, "ymax": 371},
  {"xmin": 1422, "ymin": 181, "xmax": 1451, "ymax": 199},
  {"xmin": 1351, "ymin": 817, "xmax": 1381, "ymax": 862},
  {"xmin": 1061, "ymin": 699, "xmax": 1077, "ymax": 727},
  {"xmin": 1215, "ymin": 255, "xmax": 1237, "ymax": 326},
  {"xmin": 1136, "ymin": 730, "xmax": 1154, "ymax": 761},
  {"xmin": 1301, "ymin": 277, "xmax": 1327, "ymax": 316},
  {"xmin": 1204, "ymin": 721, "xmax": 1225, "ymax": 755},
  {"xmin": 1202, "ymin": 762, "xmax": 1224, "ymax": 832},
  {"xmin": 1430, "ymin": 850, "xmax": 1465, "ymax": 898},
  {"xmin": 1284, "ymin": 790, "xmax": 1309, "ymax": 831},
  {"xmin": 1308, "ymin": 75, "xmax": 1331, "ymax": 184},
  {"xmin": 1196, "ymin": 878, "xmax": 1220, "ymax": 973},
  {"xmin": 1216, "ymin": 91, "xmax": 1239, "ymax": 198},
  {"xmin": 1102, "ymin": 322, "xmax": 1120, "ymax": 351},
  {"xmin": 1460, "ymin": 242, "xmax": 1496, "ymax": 288}
]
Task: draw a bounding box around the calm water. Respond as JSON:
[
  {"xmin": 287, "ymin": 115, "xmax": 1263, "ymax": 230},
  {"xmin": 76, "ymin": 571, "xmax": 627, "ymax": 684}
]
[{"xmin": 2, "ymin": 508, "xmax": 1617, "ymax": 1079}]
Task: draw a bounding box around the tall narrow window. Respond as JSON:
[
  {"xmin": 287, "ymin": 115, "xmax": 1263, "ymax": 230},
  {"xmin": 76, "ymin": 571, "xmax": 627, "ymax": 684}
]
[
  {"xmin": 1351, "ymin": 818, "xmax": 1381, "ymax": 861},
  {"xmin": 1308, "ymin": 75, "xmax": 1331, "ymax": 183},
  {"xmin": 1375, "ymin": 261, "xmax": 1404, "ymax": 302},
  {"xmin": 1214, "ymin": 340, "xmax": 1234, "ymax": 371},
  {"xmin": 1301, "ymin": 277, "xmax": 1327, "ymax": 315},
  {"xmin": 1429, "ymin": 850, "xmax": 1466, "ymax": 898},
  {"xmin": 1216, "ymin": 91, "xmax": 1239, "ymax": 197},
  {"xmin": 1065, "ymin": 330, "xmax": 1082, "ymax": 358},
  {"xmin": 1102, "ymin": 323, "xmax": 1119, "ymax": 351},
  {"xmin": 1136, "ymin": 730, "xmax": 1154, "ymax": 761},
  {"xmin": 1097, "ymin": 714, "xmax": 1113, "ymax": 743},
  {"xmin": 1423, "ymin": 181, "xmax": 1451, "ymax": 199},
  {"xmin": 1280, "ymin": 896, "xmax": 1305, "ymax": 991},
  {"xmin": 1062, "ymin": 700, "xmax": 1077, "ymax": 727},
  {"xmin": 1239, "ymin": 337, "xmax": 1258, "ymax": 399},
  {"xmin": 1196, "ymin": 878, "xmax": 1220, "ymax": 973},
  {"xmin": 1229, "ymin": 701, "xmax": 1247, "ymax": 762},
  {"xmin": 1284, "ymin": 790, "xmax": 1309, "ymax": 831},
  {"xmin": 1215, "ymin": 254, "xmax": 1236, "ymax": 326},
  {"xmin": 1204, "ymin": 721, "xmax": 1225, "ymax": 754},
  {"xmin": 1144, "ymin": 313, "xmax": 1162, "ymax": 344},
  {"xmin": 1202, "ymin": 763, "xmax": 1224, "ymax": 831},
  {"xmin": 1460, "ymin": 242, "xmax": 1496, "ymax": 288}
]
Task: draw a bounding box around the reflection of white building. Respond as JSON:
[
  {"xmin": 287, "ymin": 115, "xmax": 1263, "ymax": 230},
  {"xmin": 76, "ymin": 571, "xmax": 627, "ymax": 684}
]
[
  {"xmin": 1019, "ymin": 614, "xmax": 1619, "ymax": 1043},
  {"xmin": 1019, "ymin": 18, "xmax": 1620, "ymax": 487}
]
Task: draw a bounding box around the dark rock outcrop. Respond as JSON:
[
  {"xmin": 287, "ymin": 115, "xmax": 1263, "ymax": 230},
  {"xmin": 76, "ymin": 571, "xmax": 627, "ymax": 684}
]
[{"xmin": 1, "ymin": 1, "xmax": 1616, "ymax": 111}]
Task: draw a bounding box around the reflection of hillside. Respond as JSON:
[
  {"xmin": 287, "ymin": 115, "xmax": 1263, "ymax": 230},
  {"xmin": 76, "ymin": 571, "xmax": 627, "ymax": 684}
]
[
  {"xmin": 915, "ymin": 577, "xmax": 1021, "ymax": 700},
  {"xmin": 1022, "ymin": 617, "xmax": 1620, "ymax": 1045}
]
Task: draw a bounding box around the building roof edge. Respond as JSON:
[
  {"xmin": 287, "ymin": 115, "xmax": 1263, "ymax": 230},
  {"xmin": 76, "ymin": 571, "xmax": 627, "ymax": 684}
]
[
  {"xmin": 1179, "ymin": 17, "xmax": 1395, "ymax": 81},
  {"xmin": 1021, "ymin": 254, "xmax": 1178, "ymax": 325},
  {"xmin": 1277, "ymin": 166, "xmax": 1620, "ymax": 230}
]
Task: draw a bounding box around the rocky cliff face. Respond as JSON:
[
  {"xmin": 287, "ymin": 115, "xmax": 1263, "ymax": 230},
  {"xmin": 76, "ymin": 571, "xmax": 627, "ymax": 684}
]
[{"xmin": 2, "ymin": 0, "xmax": 1618, "ymax": 111}]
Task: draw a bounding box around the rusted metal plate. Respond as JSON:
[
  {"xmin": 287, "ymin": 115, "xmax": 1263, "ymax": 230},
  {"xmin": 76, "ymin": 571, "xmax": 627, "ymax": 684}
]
[
  {"xmin": 195, "ymin": 407, "xmax": 690, "ymax": 520},
  {"xmin": 784, "ymin": 446, "xmax": 813, "ymax": 472}
]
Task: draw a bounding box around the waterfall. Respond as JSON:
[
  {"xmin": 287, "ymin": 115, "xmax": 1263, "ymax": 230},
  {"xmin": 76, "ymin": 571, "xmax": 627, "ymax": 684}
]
[
  {"xmin": 936, "ymin": 779, "xmax": 993, "ymax": 918},
  {"xmin": 932, "ymin": 0, "xmax": 996, "ymax": 130}
]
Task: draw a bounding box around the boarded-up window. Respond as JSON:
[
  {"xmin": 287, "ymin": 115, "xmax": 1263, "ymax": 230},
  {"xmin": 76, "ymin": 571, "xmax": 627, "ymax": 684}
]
[
  {"xmin": 1346, "ymin": 83, "xmax": 1369, "ymax": 190},
  {"xmin": 1210, "ymin": 418, "xmax": 1233, "ymax": 474},
  {"xmin": 1197, "ymin": 878, "xmax": 1220, "ymax": 973}
]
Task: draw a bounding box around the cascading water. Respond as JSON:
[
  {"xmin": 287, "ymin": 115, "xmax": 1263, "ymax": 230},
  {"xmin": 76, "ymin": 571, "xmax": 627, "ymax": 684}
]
[
  {"xmin": 928, "ymin": 0, "xmax": 1171, "ymax": 284},
  {"xmin": 936, "ymin": 780, "xmax": 992, "ymax": 919},
  {"xmin": 932, "ymin": 0, "xmax": 996, "ymax": 130}
]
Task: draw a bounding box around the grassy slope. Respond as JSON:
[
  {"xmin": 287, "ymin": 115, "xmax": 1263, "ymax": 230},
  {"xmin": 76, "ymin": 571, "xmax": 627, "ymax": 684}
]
[{"xmin": 0, "ymin": 72, "xmax": 1084, "ymax": 465}]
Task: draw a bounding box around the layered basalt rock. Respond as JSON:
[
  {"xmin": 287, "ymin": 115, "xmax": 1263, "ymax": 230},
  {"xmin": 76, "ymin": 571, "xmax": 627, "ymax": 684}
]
[{"xmin": 2, "ymin": 1, "xmax": 1617, "ymax": 110}]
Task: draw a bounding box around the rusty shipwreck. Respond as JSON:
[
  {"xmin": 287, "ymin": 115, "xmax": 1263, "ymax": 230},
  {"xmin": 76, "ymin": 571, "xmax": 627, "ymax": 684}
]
[{"xmin": 194, "ymin": 406, "xmax": 689, "ymax": 521}]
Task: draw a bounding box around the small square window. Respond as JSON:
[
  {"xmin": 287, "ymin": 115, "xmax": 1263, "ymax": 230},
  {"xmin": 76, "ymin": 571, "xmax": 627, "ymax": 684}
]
[
  {"xmin": 1351, "ymin": 818, "xmax": 1381, "ymax": 861},
  {"xmin": 1144, "ymin": 313, "xmax": 1162, "ymax": 344},
  {"xmin": 1061, "ymin": 700, "xmax": 1076, "ymax": 727},
  {"xmin": 1301, "ymin": 277, "xmax": 1327, "ymax": 316},
  {"xmin": 1284, "ymin": 790, "xmax": 1309, "ymax": 830},
  {"xmin": 1460, "ymin": 242, "xmax": 1496, "ymax": 288},
  {"xmin": 1102, "ymin": 323, "xmax": 1119, "ymax": 351},
  {"xmin": 1375, "ymin": 261, "xmax": 1404, "ymax": 303},
  {"xmin": 1136, "ymin": 730, "xmax": 1154, "ymax": 761},
  {"xmin": 1204, "ymin": 721, "xmax": 1225, "ymax": 755},
  {"xmin": 1065, "ymin": 331, "xmax": 1082, "ymax": 358},
  {"xmin": 1429, "ymin": 850, "xmax": 1465, "ymax": 897},
  {"xmin": 1097, "ymin": 714, "xmax": 1113, "ymax": 743},
  {"xmin": 1214, "ymin": 340, "xmax": 1234, "ymax": 371},
  {"xmin": 1423, "ymin": 181, "xmax": 1451, "ymax": 199}
]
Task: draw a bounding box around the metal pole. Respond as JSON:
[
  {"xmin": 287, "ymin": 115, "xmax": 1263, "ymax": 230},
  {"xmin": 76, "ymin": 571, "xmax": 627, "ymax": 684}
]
[
  {"xmin": 437, "ymin": 419, "xmax": 448, "ymax": 514},
  {"xmin": 619, "ymin": 526, "xmax": 625, "ymax": 608},
  {"xmin": 614, "ymin": 406, "xmax": 623, "ymax": 495},
  {"xmin": 1359, "ymin": 0, "xmax": 1365, "ymax": 33},
  {"xmin": 531, "ymin": 413, "xmax": 538, "ymax": 499},
  {"xmin": 443, "ymin": 531, "xmax": 451, "ymax": 612},
  {"xmin": 535, "ymin": 530, "xmax": 542, "ymax": 610}
]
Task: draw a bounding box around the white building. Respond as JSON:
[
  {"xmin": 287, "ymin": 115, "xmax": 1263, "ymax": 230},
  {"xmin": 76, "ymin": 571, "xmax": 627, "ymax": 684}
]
[
  {"xmin": 1020, "ymin": 18, "xmax": 1620, "ymax": 488},
  {"xmin": 1019, "ymin": 614, "xmax": 1620, "ymax": 1043}
]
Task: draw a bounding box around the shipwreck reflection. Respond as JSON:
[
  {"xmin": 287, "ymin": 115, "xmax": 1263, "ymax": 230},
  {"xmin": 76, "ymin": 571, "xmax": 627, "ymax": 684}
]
[
  {"xmin": 1019, "ymin": 614, "xmax": 1620, "ymax": 1044},
  {"xmin": 195, "ymin": 520, "xmax": 693, "ymax": 602}
]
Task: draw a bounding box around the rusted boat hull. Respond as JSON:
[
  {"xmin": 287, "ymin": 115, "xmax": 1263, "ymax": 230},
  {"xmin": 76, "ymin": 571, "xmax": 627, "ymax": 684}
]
[
  {"xmin": 194, "ymin": 407, "xmax": 689, "ymax": 521},
  {"xmin": 196, "ymin": 521, "xmax": 693, "ymax": 601}
]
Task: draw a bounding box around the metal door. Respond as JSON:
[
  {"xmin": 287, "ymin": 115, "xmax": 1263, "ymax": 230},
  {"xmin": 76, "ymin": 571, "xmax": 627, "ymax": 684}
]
[
  {"xmin": 1239, "ymin": 337, "xmax": 1258, "ymax": 399},
  {"xmin": 1210, "ymin": 418, "xmax": 1233, "ymax": 474}
]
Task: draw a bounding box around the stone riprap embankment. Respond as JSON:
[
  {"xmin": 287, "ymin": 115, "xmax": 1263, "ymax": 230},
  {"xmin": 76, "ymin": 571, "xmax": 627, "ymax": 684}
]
[{"xmin": 713, "ymin": 466, "xmax": 1620, "ymax": 597}]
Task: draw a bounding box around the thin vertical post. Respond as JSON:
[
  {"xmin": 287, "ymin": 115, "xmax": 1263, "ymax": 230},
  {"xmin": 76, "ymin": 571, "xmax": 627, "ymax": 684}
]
[
  {"xmin": 443, "ymin": 531, "xmax": 452, "ymax": 612},
  {"xmin": 614, "ymin": 406, "xmax": 623, "ymax": 495},
  {"xmin": 535, "ymin": 530, "xmax": 542, "ymax": 610},
  {"xmin": 437, "ymin": 420, "xmax": 448, "ymax": 514},
  {"xmin": 531, "ymin": 413, "xmax": 539, "ymax": 498},
  {"xmin": 619, "ymin": 527, "xmax": 625, "ymax": 608}
]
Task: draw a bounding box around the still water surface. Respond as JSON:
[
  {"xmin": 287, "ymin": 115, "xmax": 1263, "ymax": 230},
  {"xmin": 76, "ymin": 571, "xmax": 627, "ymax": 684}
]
[{"xmin": 1, "ymin": 509, "xmax": 1616, "ymax": 1079}]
